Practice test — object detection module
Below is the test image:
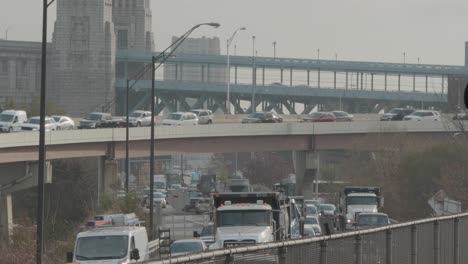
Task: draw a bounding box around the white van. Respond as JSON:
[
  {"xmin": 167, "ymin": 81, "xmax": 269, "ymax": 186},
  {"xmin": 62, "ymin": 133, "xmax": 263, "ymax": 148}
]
[
  {"xmin": 67, "ymin": 226, "xmax": 149, "ymax": 263},
  {"xmin": 0, "ymin": 110, "xmax": 27, "ymax": 133},
  {"xmin": 162, "ymin": 112, "xmax": 198, "ymax": 126}
]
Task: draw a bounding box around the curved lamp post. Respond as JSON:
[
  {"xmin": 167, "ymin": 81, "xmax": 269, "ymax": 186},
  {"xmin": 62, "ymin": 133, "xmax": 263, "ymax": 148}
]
[{"xmin": 226, "ymin": 27, "xmax": 246, "ymax": 114}]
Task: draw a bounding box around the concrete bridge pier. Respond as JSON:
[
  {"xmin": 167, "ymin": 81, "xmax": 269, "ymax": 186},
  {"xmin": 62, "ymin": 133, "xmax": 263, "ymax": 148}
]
[
  {"xmin": 97, "ymin": 157, "xmax": 119, "ymax": 206},
  {"xmin": 293, "ymin": 150, "xmax": 320, "ymax": 198}
]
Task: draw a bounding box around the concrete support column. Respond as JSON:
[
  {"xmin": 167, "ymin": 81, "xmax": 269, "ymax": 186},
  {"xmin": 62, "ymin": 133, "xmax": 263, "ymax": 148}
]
[
  {"xmin": 8, "ymin": 59, "xmax": 16, "ymax": 96},
  {"xmin": 97, "ymin": 157, "xmax": 119, "ymax": 206},
  {"xmin": 175, "ymin": 64, "xmax": 178, "ymax": 80},
  {"xmin": 413, "ymin": 74, "xmax": 416, "ymax": 92},
  {"xmin": 293, "ymin": 150, "xmax": 319, "ymax": 197},
  {"xmin": 385, "ymin": 73, "xmax": 388, "ymax": 91},
  {"xmin": 307, "ymin": 70, "xmax": 310, "ymax": 86},
  {"xmin": 234, "ymin": 66, "xmax": 237, "ymax": 84},
  {"xmin": 398, "ymin": 74, "xmax": 401, "ymax": 92},
  {"xmin": 360, "ymin": 72, "xmax": 364, "ymax": 90},
  {"xmin": 318, "ymin": 69, "xmax": 321, "ymax": 88},
  {"xmin": 280, "ymin": 68, "xmax": 284, "ymax": 84},
  {"xmin": 371, "ymin": 73, "xmax": 374, "ymax": 91},
  {"xmin": 262, "ymin": 66, "xmax": 265, "ymax": 86},
  {"xmin": 334, "ymin": 72, "xmax": 337, "ymax": 89},
  {"xmin": 201, "ymin": 65, "xmax": 205, "ymax": 82},
  {"xmin": 346, "ymin": 71, "xmax": 348, "ymax": 89},
  {"xmin": 356, "ymin": 72, "xmax": 359, "ymax": 90},
  {"xmin": 0, "ymin": 193, "xmax": 13, "ymax": 241},
  {"xmin": 290, "ymin": 68, "xmax": 293, "ymax": 87},
  {"xmin": 425, "ymin": 75, "xmax": 428, "ymax": 93}
]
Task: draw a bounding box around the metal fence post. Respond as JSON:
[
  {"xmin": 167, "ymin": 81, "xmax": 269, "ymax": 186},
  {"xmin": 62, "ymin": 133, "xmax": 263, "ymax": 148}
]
[
  {"xmin": 320, "ymin": 240, "xmax": 328, "ymax": 264},
  {"xmin": 225, "ymin": 254, "xmax": 234, "ymax": 264},
  {"xmin": 434, "ymin": 220, "xmax": 440, "ymax": 264},
  {"xmin": 386, "ymin": 229, "xmax": 393, "ymax": 264},
  {"xmin": 411, "ymin": 225, "xmax": 418, "ymax": 264},
  {"xmin": 278, "ymin": 247, "xmax": 287, "ymax": 264},
  {"xmin": 454, "ymin": 218, "xmax": 459, "ymax": 264},
  {"xmin": 355, "ymin": 234, "xmax": 362, "ymax": 264}
]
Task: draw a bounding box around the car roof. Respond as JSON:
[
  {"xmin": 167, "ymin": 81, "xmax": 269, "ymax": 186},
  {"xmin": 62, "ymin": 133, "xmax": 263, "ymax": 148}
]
[{"xmin": 358, "ymin": 213, "xmax": 388, "ymax": 217}]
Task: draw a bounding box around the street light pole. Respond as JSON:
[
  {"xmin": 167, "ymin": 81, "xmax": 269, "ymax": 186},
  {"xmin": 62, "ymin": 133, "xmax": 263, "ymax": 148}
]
[
  {"xmin": 317, "ymin": 48, "xmax": 320, "ymax": 60},
  {"xmin": 37, "ymin": 1, "xmax": 55, "ymax": 263},
  {"xmin": 226, "ymin": 27, "xmax": 246, "ymax": 115},
  {"xmin": 148, "ymin": 22, "xmax": 220, "ymax": 239},
  {"xmin": 251, "ymin": 35, "xmax": 256, "ymax": 113},
  {"xmin": 5, "ymin": 26, "xmax": 11, "ymax": 40},
  {"xmin": 403, "ymin": 52, "xmax": 406, "ymax": 64},
  {"xmin": 125, "ymin": 79, "xmax": 130, "ymax": 193}
]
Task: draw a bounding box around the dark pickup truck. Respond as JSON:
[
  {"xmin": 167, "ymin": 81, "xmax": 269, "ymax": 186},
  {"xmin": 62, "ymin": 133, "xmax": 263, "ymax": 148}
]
[{"xmin": 78, "ymin": 112, "xmax": 125, "ymax": 129}]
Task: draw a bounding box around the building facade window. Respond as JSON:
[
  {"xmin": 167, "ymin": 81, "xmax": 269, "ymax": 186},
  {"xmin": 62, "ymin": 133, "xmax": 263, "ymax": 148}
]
[{"xmin": 117, "ymin": 29, "xmax": 128, "ymax": 49}]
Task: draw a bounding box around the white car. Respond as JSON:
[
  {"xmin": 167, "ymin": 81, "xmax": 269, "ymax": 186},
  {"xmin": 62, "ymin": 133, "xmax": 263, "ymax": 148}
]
[
  {"xmin": 128, "ymin": 110, "xmax": 152, "ymax": 127},
  {"xmin": 403, "ymin": 110, "xmax": 440, "ymax": 121},
  {"xmin": 21, "ymin": 116, "xmax": 59, "ymax": 131},
  {"xmin": 162, "ymin": 112, "xmax": 198, "ymax": 126},
  {"xmin": 190, "ymin": 109, "xmax": 214, "ymax": 124},
  {"xmin": 51, "ymin": 115, "xmax": 75, "ymax": 130},
  {"xmin": 304, "ymin": 216, "xmax": 322, "ymax": 236},
  {"xmin": 170, "ymin": 239, "xmax": 207, "ymax": 257}
]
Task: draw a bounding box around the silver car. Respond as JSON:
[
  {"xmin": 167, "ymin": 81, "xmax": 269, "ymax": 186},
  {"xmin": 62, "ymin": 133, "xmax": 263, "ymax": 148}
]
[
  {"xmin": 191, "ymin": 109, "xmax": 214, "ymax": 124},
  {"xmin": 51, "ymin": 115, "xmax": 75, "ymax": 130},
  {"xmin": 127, "ymin": 110, "xmax": 152, "ymax": 127},
  {"xmin": 21, "ymin": 116, "xmax": 58, "ymax": 131}
]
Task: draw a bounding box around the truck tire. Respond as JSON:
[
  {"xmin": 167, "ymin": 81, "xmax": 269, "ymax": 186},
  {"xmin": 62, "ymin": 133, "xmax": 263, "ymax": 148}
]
[
  {"xmin": 8, "ymin": 127, "xmax": 13, "ymax": 133},
  {"xmin": 136, "ymin": 122, "xmax": 141, "ymax": 127}
]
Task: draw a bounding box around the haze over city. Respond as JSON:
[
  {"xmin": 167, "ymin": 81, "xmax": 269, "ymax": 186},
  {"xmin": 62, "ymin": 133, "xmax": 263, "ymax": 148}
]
[{"xmin": 1, "ymin": 0, "xmax": 468, "ymax": 65}]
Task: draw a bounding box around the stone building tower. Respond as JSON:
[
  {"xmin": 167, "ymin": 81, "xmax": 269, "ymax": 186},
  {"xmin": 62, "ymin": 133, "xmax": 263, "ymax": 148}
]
[{"xmin": 51, "ymin": 0, "xmax": 116, "ymax": 116}]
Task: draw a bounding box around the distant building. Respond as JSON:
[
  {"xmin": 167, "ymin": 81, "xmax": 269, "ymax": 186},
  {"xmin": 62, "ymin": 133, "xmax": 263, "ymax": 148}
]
[
  {"xmin": 163, "ymin": 36, "xmax": 225, "ymax": 83},
  {"xmin": 0, "ymin": 0, "xmax": 155, "ymax": 116}
]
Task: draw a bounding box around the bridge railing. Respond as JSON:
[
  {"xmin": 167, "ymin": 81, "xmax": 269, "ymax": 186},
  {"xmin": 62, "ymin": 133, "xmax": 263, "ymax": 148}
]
[{"xmin": 143, "ymin": 212, "xmax": 468, "ymax": 264}]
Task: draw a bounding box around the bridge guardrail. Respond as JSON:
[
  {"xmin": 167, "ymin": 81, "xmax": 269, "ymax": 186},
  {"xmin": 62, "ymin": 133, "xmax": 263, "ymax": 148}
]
[{"xmin": 143, "ymin": 212, "xmax": 468, "ymax": 264}]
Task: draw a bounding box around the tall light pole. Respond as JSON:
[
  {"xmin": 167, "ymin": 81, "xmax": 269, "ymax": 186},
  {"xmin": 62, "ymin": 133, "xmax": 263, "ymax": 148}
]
[
  {"xmin": 37, "ymin": 1, "xmax": 55, "ymax": 263},
  {"xmin": 317, "ymin": 48, "xmax": 320, "ymax": 60},
  {"xmin": 226, "ymin": 27, "xmax": 246, "ymax": 114},
  {"xmin": 148, "ymin": 22, "xmax": 220, "ymax": 238},
  {"xmin": 251, "ymin": 35, "xmax": 256, "ymax": 113},
  {"xmin": 403, "ymin": 52, "xmax": 406, "ymax": 64},
  {"xmin": 5, "ymin": 26, "xmax": 11, "ymax": 40},
  {"xmin": 335, "ymin": 52, "xmax": 338, "ymax": 62},
  {"xmin": 273, "ymin": 41, "xmax": 277, "ymax": 59}
]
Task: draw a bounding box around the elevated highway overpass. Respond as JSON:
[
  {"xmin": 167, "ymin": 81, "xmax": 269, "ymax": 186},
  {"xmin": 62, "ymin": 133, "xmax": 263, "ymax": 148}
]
[{"xmin": 0, "ymin": 121, "xmax": 460, "ymax": 164}]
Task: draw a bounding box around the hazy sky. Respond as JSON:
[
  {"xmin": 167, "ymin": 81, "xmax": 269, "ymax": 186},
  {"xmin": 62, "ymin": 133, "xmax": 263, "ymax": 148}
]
[{"xmin": 1, "ymin": 0, "xmax": 468, "ymax": 65}]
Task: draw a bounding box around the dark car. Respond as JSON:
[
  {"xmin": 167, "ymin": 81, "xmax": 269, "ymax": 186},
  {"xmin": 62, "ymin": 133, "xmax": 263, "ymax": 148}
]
[
  {"xmin": 78, "ymin": 112, "xmax": 125, "ymax": 129},
  {"xmin": 380, "ymin": 108, "xmax": 414, "ymax": 121},
  {"xmin": 241, "ymin": 111, "xmax": 283, "ymax": 123},
  {"xmin": 303, "ymin": 112, "xmax": 336, "ymax": 122},
  {"xmin": 332, "ymin": 111, "xmax": 354, "ymax": 121},
  {"xmin": 354, "ymin": 213, "xmax": 390, "ymax": 230}
]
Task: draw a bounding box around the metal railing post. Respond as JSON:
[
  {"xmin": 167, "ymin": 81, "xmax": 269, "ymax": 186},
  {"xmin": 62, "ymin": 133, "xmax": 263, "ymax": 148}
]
[
  {"xmin": 225, "ymin": 254, "xmax": 234, "ymax": 264},
  {"xmin": 454, "ymin": 218, "xmax": 459, "ymax": 264},
  {"xmin": 434, "ymin": 220, "xmax": 440, "ymax": 264},
  {"xmin": 386, "ymin": 229, "xmax": 393, "ymax": 264},
  {"xmin": 278, "ymin": 247, "xmax": 287, "ymax": 264},
  {"xmin": 411, "ymin": 225, "xmax": 418, "ymax": 264},
  {"xmin": 355, "ymin": 234, "xmax": 362, "ymax": 264},
  {"xmin": 320, "ymin": 240, "xmax": 328, "ymax": 264}
]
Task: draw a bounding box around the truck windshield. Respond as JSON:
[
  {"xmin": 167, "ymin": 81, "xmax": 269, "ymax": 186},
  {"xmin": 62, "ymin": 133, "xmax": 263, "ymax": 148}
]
[
  {"xmin": 347, "ymin": 197, "xmax": 378, "ymax": 205},
  {"xmin": 130, "ymin": 112, "xmax": 143, "ymax": 118},
  {"xmin": 154, "ymin": 182, "xmax": 165, "ymax": 189},
  {"xmin": 75, "ymin": 235, "xmax": 128, "ymax": 260},
  {"xmin": 85, "ymin": 113, "xmax": 102, "ymax": 120},
  {"xmin": 0, "ymin": 114, "xmax": 14, "ymax": 122},
  {"xmin": 357, "ymin": 215, "xmax": 388, "ymax": 226},
  {"xmin": 217, "ymin": 210, "xmax": 271, "ymax": 226}
]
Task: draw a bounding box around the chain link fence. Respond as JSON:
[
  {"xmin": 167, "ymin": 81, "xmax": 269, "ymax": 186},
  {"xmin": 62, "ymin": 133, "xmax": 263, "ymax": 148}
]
[{"xmin": 144, "ymin": 212, "xmax": 468, "ymax": 264}]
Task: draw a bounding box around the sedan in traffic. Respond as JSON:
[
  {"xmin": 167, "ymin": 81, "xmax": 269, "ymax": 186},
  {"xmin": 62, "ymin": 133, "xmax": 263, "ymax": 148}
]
[
  {"xmin": 332, "ymin": 111, "xmax": 354, "ymax": 121},
  {"xmin": 303, "ymin": 112, "xmax": 336, "ymax": 122},
  {"xmin": 170, "ymin": 239, "xmax": 207, "ymax": 257},
  {"xmin": 304, "ymin": 216, "xmax": 322, "ymax": 236},
  {"xmin": 51, "ymin": 115, "xmax": 75, "ymax": 130},
  {"xmin": 21, "ymin": 116, "xmax": 59, "ymax": 131},
  {"xmin": 380, "ymin": 108, "xmax": 414, "ymax": 121},
  {"xmin": 241, "ymin": 111, "xmax": 283, "ymax": 123},
  {"xmin": 403, "ymin": 110, "xmax": 440, "ymax": 121}
]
